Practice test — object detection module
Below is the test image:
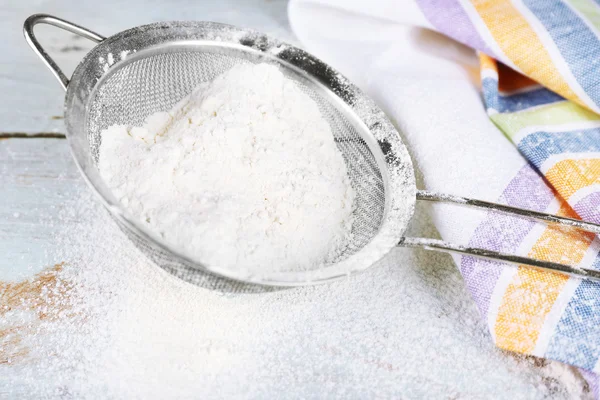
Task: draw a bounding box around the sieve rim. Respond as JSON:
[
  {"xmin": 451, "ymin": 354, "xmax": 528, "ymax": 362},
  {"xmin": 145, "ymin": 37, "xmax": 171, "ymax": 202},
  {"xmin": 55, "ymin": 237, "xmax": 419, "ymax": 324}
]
[{"xmin": 63, "ymin": 20, "xmax": 417, "ymax": 287}]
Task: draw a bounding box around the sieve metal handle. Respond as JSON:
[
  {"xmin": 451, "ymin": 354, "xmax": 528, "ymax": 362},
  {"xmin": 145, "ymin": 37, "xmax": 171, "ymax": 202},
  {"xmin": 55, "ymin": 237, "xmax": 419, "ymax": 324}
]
[
  {"xmin": 23, "ymin": 14, "xmax": 105, "ymax": 91},
  {"xmin": 399, "ymin": 237, "xmax": 600, "ymax": 282},
  {"xmin": 416, "ymin": 190, "xmax": 600, "ymax": 234},
  {"xmin": 400, "ymin": 190, "xmax": 600, "ymax": 282}
]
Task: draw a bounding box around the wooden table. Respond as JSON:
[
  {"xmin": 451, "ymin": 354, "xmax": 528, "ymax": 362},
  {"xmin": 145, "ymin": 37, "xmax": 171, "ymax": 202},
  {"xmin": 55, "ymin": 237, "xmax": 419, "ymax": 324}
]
[{"xmin": 0, "ymin": 1, "xmax": 589, "ymax": 398}]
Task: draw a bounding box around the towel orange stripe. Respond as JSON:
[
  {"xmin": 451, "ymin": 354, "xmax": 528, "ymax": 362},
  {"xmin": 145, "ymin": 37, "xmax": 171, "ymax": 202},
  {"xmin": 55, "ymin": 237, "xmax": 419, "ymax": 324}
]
[
  {"xmin": 494, "ymin": 202, "xmax": 593, "ymax": 353},
  {"xmin": 545, "ymin": 158, "xmax": 600, "ymax": 200},
  {"xmin": 480, "ymin": 53, "xmax": 497, "ymax": 71},
  {"xmin": 471, "ymin": 0, "xmax": 586, "ymax": 107}
]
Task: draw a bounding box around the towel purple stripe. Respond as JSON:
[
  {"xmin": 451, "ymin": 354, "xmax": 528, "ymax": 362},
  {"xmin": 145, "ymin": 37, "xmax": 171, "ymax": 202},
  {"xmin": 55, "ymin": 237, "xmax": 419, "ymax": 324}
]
[
  {"xmin": 460, "ymin": 165, "xmax": 555, "ymax": 316},
  {"xmin": 580, "ymin": 369, "xmax": 600, "ymax": 398},
  {"xmin": 573, "ymin": 191, "xmax": 600, "ymax": 224},
  {"xmin": 415, "ymin": 0, "xmax": 496, "ymax": 57}
]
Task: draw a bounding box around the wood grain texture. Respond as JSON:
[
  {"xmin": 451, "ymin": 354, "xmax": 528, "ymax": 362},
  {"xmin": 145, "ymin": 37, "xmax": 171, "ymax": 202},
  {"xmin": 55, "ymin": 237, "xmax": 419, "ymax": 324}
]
[
  {"xmin": 1, "ymin": 0, "xmax": 292, "ymax": 134},
  {"xmin": 0, "ymin": 139, "xmax": 79, "ymax": 281}
]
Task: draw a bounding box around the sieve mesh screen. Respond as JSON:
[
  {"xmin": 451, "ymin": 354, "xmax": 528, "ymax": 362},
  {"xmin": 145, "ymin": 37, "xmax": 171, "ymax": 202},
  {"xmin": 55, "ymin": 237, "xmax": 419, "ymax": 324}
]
[{"xmin": 86, "ymin": 49, "xmax": 385, "ymax": 268}]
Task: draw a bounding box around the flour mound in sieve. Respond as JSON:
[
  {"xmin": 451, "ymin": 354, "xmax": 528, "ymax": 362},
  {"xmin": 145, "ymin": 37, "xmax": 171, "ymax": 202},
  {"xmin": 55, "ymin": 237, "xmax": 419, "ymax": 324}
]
[{"xmin": 98, "ymin": 63, "xmax": 356, "ymax": 274}]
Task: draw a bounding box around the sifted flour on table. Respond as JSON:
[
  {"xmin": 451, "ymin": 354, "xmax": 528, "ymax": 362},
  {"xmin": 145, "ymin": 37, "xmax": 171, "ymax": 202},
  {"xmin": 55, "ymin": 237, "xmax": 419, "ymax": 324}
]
[
  {"xmin": 98, "ymin": 63, "xmax": 355, "ymax": 273},
  {"xmin": 2, "ymin": 188, "xmax": 591, "ymax": 399}
]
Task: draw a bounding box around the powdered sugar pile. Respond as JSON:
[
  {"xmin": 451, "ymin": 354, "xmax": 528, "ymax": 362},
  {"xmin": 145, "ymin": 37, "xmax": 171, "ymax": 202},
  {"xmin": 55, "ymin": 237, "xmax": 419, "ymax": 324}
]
[{"xmin": 98, "ymin": 63, "xmax": 355, "ymax": 274}]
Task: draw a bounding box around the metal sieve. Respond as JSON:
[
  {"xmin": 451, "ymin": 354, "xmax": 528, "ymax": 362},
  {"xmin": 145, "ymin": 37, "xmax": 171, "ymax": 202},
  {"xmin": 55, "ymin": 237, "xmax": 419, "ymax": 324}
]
[{"xmin": 24, "ymin": 14, "xmax": 600, "ymax": 293}]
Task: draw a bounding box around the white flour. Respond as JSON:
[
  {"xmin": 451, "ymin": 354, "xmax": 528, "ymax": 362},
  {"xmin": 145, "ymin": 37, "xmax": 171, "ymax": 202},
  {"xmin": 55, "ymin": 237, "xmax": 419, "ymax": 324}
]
[
  {"xmin": 2, "ymin": 188, "xmax": 592, "ymax": 399},
  {"xmin": 98, "ymin": 63, "xmax": 355, "ymax": 274}
]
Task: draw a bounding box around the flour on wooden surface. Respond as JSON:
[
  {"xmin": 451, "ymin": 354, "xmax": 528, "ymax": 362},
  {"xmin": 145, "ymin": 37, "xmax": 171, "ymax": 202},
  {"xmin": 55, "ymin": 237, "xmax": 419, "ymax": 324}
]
[
  {"xmin": 2, "ymin": 188, "xmax": 591, "ymax": 399},
  {"xmin": 98, "ymin": 63, "xmax": 355, "ymax": 274}
]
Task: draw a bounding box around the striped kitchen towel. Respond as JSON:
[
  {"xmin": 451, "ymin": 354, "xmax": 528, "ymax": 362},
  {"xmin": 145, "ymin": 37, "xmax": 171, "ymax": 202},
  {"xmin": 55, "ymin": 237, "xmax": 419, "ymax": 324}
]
[
  {"xmin": 290, "ymin": 0, "xmax": 600, "ymax": 394},
  {"xmin": 420, "ymin": 0, "xmax": 600, "ymax": 370},
  {"xmin": 415, "ymin": 0, "xmax": 600, "ymax": 391}
]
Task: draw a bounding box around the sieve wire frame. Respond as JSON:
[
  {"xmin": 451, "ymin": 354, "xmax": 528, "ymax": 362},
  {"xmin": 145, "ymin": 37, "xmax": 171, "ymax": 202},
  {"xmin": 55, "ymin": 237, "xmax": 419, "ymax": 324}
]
[{"xmin": 63, "ymin": 21, "xmax": 416, "ymax": 289}]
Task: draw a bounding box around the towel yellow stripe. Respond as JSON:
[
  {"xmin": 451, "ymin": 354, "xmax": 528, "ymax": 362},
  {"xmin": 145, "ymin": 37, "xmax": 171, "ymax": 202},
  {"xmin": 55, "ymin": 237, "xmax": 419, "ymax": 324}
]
[
  {"xmin": 546, "ymin": 158, "xmax": 600, "ymax": 200},
  {"xmin": 494, "ymin": 202, "xmax": 593, "ymax": 353},
  {"xmin": 471, "ymin": 0, "xmax": 586, "ymax": 107}
]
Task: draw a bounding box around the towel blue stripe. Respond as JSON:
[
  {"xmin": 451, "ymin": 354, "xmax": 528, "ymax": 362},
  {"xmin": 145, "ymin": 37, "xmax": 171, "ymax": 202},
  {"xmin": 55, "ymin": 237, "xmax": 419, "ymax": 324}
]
[
  {"xmin": 545, "ymin": 278, "xmax": 600, "ymax": 370},
  {"xmin": 523, "ymin": 0, "xmax": 600, "ymax": 108},
  {"xmin": 483, "ymin": 78, "xmax": 563, "ymax": 113},
  {"xmin": 517, "ymin": 128, "xmax": 600, "ymax": 168}
]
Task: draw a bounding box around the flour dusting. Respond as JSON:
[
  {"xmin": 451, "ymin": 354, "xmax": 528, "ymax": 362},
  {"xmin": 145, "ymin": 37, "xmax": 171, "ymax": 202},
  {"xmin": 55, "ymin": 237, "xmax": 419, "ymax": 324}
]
[
  {"xmin": 1, "ymin": 189, "xmax": 591, "ymax": 399},
  {"xmin": 98, "ymin": 63, "xmax": 355, "ymax": 274}
]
